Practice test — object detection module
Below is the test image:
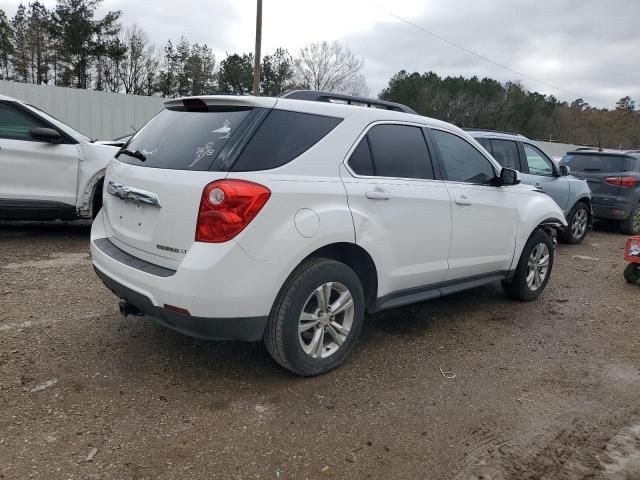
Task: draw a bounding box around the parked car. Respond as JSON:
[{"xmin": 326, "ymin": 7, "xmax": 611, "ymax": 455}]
[
  {"xmin": 91, "ymin": 91, "xmax": 567, "ymax": 376},
  {"xmin": 0, "ymin": 95, "xmax": 117, "ymax": 221},
  {"xmin": 468, "ymin": 130, "xmax": 592, "ymax": 244},
  {"xmin": 560, "ymin": 148, "xmax": 640, "ymax": 234}
]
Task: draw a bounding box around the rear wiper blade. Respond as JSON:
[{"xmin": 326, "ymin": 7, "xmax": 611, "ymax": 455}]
[{"xmin": 116, "ymin": 148, "xmax": 146, "ymax": 162}]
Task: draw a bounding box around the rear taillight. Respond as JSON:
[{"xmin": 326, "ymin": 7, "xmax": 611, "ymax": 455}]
[
  {"xmin": 196, "ymin": 179, "xmax": 271, "ymax": 243},
  {"xmin": 604, "ymin": 176, "xmax": 637, "ymax": 188}
]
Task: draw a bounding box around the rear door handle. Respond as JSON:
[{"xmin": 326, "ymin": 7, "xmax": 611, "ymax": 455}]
[
  {"xmin": 455, "ymin": 195, "xmax": 472, "ymax": 206},
  {"xmin": 365, "ymin": 189, "xmax": 392, "ymax": 200}
]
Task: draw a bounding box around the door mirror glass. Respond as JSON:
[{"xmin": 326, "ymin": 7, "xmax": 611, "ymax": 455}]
[
  {"xmin": 559, "ymin": 164, "xmax": 570, "ymax": 176},
  {"xmin": 30, "ymin": 127, "xmax": 62, "ymax": 143},
  {"xmin": 499, "ymin": 167, "xmax": 520, "ymax": 186}
]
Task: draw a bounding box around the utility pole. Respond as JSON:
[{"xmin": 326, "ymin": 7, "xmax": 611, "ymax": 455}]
[{"xmin": 253, "ymin": 0, "xmax": 262, "ymax": 96}]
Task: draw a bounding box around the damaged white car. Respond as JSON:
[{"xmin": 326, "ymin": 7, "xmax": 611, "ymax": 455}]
[{"xmin": 0, "ymin": 95, "xmax": 117, "ymax": 221}]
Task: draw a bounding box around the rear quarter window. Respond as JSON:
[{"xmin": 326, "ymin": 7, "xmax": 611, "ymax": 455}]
[{"xmin": 231, "ymin": 110, "xmax": 342, "ymax": 172}]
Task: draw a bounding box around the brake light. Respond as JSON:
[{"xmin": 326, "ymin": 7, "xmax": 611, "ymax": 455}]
[
  {"xmin": 605, "ymin": 176, "xmax": 637, "ymax": 188},
  {"xmin": 196, "ymin": 179, "xmax": 271, "ymax": 243}
]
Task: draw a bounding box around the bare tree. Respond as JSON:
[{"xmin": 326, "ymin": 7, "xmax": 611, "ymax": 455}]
[
  {"xmin": 119, "ymin": 24, "xmax": 155, "ymax": 95},
  {"xmin": 294, "ymin": 41, "xmax": 368, "ymax": 96}
]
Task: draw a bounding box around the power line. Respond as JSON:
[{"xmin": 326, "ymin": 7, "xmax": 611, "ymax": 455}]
[{"xmin": 371, "ymin": 2, "xmax": 605, "ymax": 107}]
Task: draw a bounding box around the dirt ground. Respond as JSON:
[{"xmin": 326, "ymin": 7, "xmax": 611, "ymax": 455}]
[{"xmin": 0, "ymin": 221, "xmax": 639, "ymax": 480}]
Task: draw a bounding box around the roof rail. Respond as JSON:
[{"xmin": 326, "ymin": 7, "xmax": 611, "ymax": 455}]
[
  {"xmin": 280, "ymin": 90, "xmax": 417, "ymax": 114},
  {"xmin": 463, "ymin": 128, "xmax": 525, "ymax": 137}
]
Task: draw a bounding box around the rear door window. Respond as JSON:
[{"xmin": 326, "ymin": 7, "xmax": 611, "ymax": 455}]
[
  {"xmin": 120, "ymin": 108, "xmax": 252, "ymax": 171},
  {"xmin": 431, "ymin": 129, "xmax": 495, "ymax": 184},
  {"xmin": 562, "ymin": 154, "xmax": 626, "ymax": 173},
  {"xmin": 476, "ymin": 137, "xmax": 492, "ymax": 152},
  {"xmin": 348, "ymin": 136, "xmax": 375, "ymax": 176},
  {"xmin": 231, "ymin": 110, "xmax": 341, "ymax": 171},
  {"xmin": 490, "ymin": 139, "xmax": 520, "ymax": 170},
  {"xmin": 364, "ymin": 124, "xmax": 434, "ymax": 179}
]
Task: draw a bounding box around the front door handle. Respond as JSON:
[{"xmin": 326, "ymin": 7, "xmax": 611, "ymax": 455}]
[
  {"xmin": 455, "ymin": 194, "xmax": 472, "ymax": 206},
  {"xmin": 365, "ymin": 189, "xmax": 392, "ymax": 200}
]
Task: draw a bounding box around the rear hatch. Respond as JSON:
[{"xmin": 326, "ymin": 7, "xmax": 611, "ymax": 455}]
[
  {"xmin": 102, "ymin": 98, "xmax": 274, "ymax": 269},
  {"xmin": 561, "ymin": 153, "xmax": 629, "ymax": 205}
]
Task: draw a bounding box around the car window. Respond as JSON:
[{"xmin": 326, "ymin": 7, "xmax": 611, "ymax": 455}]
[
  {"xmin": 431, "ymin": 129, "xmax": 495, "ymax": 184},
  {"xmin": 490, "ymin": 139, "xmax": 520, "ymax": 170},
  {"xmin": 476, "ymin": 137, "xmax": 492, "ymax": 152},
  {"xmin": 524, "ymin": 144, "xmax": 554, "ymax": 176},
  {"xmin": 348, "ymin": 136, "xmax": 375, "ymax": 176},
  {"xmin": 232, "ymin": 110, "xmax": 342, "ymax": 172},
  {"xmin": 364, "ymin": 124, "xmax": 434, "ymax": 179},
  {"xmin": 0, "ymin": 102, "xmax": 48, "ymax": 141},
  {"xmin": 120, "ymin": 108, "xmax": 252, "ymax": 171},
  {"xmin": 562, "ymin": 154, "xmax": 627, "ymax": 173}
]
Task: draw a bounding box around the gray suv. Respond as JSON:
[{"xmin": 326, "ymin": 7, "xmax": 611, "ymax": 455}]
[
  {"xmin": 468, "ymin": 130, "xmax": 592, "ymax": 244},
  {"xmin": 560, "ymin": 149, "xmax": 640, "ymax": 234}
]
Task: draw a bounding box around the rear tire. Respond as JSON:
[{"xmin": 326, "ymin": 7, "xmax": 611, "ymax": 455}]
[
  {"xmin": 620, "ymin": 204, "xmax": 640, "ymax": 235},
  {"xmin": 559, "ymin": 201, "xmax": 589, "ymax": 244},
  {"xmin": 502, "ymin": 229, "xmax": 555, "ymax": 301},
  {"xmin": 91, "ymin": 179, "xmax": 104, "ymax": 219},
  {"xmin": 624, "ymin": 263, "xmax": 640, "ymax": 284},
  {"xmin": 264, "ymin": 258, "xmax": 365, "ymax": 376}
]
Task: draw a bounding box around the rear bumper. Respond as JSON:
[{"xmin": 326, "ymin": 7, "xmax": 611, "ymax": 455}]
[
  {"xmin": 95, "ymin": 267, "xmax": 267, "ymax": 341},
  {"xmin": 90, "ymin": 210, "xmax": 284, "ymax": 341},
  {"xmin": 592, "ymin": 202, "xmax": 633, "ymax": 221}
]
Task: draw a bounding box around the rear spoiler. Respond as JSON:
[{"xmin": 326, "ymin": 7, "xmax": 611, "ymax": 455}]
[{"xmin": 164, "ymin": 96, "xmax": 277, "ymax": 111}]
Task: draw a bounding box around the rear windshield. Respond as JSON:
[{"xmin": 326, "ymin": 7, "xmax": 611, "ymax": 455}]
[
  {"xmin": 118, "ymin": 108, "xmax": 252, "ymax": 170},
  {"xmin": 561, "ymin": 154, "xmax": 632, "ymax": 173}
]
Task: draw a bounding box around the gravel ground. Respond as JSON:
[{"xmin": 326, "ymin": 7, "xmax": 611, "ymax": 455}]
[{"xmin": 0, "ymin": 221, "xmax": 639, "ymax": 480}]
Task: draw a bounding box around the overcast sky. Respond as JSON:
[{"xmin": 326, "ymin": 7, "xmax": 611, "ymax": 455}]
[{"xmin": 1, "ymin": 0, "xmax": 638, "ymax": 108}]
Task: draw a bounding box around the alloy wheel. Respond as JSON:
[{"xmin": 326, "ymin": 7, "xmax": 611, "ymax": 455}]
[
  {"xmin": 298, "ymin": 282, "xmax": 355, "ymax": 359},
  {"xmin": 571, "ymin": 208, "xmax": 588, "ymax": 239},
  {"xmin": 526, "ymin": 243, "xmax": 550, "ymax": 291}
]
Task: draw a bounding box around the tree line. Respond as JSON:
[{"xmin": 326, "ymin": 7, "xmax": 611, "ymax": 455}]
[
  {"xmin": 381, "ymin": 71, "xmax": 640, "ymax": 149},
  {"xmin": 1, "ymin": 1, "xmax": 638, "ymax": 148},
  {"xmin": 0, "ymin": 0, "xmax": 368, "ymax": 97}
]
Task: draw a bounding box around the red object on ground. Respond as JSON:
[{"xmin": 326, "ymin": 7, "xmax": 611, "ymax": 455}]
[{"xmin": 624, "ymin": 236, "xmax": 640, "ymax": 264}]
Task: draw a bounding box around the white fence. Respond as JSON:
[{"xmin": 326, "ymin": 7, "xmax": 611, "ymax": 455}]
[{"xmin": 0, "ymin": 80, "xmax": 165, "ymax": 140}]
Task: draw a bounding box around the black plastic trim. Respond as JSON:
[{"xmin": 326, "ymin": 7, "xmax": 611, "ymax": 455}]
[
  {"xmin": 93, "ymin": 238, "xmax": 176, "ymax": 277},
  {"xmin": 371, "ymin": 271, "xmax": 509, "ymax": 313},
  {"xmin": 94, "ymin": 267, "xmax": 268, "ymax": 342},
  {"xmin": 0, "ymin": 199, "xmax": 77, "ymax": 220}
]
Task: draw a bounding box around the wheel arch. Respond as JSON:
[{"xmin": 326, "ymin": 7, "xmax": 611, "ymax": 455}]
[
  {"xmin": 298, "ymin": 242, "xmax": 379, "ymax": 311},
  {"xmin": 77, "ymin": 168, "xmax": 105, "ymax": 219}
]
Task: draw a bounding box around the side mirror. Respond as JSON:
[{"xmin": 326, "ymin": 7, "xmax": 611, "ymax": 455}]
[
  {"xmin": 559, "ymin": 165, "xmax": 570, "ymax": 176},
  {"xmin": 30, "ymin": 127, "xmax": 62, "ymax": 144},
  {"xmin": 499, "ymin": 168, "xmax": 520, "ymax": 186}
]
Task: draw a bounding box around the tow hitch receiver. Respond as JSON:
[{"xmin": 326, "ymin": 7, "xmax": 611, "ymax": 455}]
[{"xmin": 119, "ymin": 299, "xmax": 144, "ymax": 317}]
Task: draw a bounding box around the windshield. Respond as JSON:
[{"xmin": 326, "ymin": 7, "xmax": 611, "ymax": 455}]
[
  {"xmin": 119, "ymin": 108, "xmax": 252, "ymax": 171},
  {"xmin": 25, "ymin": 104, "xmax": 91, "ymax": 142}
]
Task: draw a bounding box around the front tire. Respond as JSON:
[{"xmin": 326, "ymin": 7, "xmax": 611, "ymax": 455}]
[
  {"xmin": 620, "ymin": 204, "xmax": 640, "ymax": 235},
  {"xmin": 559, "ymin": 201, "xmax": 589, "ymax": 244},
  {"xmin": 264, "ymin": 258, "xmax": 365, "ymax": 376},
  {"xmin": 502, "ymin": 229, "xmax": 555, "ymax": 301}
]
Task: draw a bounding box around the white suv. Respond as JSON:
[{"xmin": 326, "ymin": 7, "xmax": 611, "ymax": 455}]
[
  {"xmin": 0, "ymin": 95, "xmax": 117, "ymax": 221},
  {"xmin": 91, "ymin": 91, "xmax": 567, "ymax": 376}
]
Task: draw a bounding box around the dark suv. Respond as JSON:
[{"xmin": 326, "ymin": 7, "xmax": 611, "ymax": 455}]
[{"xmin": 560, "ymin": 149, "xmax": 640, "ymax": 234}]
